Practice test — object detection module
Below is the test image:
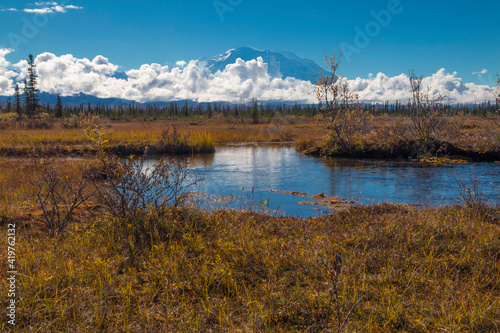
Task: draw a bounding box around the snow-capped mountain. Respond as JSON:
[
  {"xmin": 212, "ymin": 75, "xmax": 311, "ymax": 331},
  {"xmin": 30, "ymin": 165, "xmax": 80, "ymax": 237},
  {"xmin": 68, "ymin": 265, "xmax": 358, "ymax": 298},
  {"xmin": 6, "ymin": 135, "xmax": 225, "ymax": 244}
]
[{"xmin": 202, "ymin": 46, "xmax": 327, "ymax": 83}]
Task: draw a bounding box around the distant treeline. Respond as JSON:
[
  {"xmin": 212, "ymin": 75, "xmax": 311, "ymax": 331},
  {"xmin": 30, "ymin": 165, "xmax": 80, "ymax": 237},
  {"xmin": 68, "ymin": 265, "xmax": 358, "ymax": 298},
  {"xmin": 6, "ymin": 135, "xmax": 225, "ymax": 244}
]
[{"xmin": 1, "ymin": 98, "xmax": 498, "ymax": 120}]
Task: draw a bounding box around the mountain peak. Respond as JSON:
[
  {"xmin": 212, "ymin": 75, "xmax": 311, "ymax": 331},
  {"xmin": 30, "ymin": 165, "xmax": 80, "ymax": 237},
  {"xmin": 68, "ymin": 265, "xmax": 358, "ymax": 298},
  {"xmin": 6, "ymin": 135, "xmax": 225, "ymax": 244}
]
[{"xmin": 204, "ymin": 47, "xmax": 327, "ymax": 82}]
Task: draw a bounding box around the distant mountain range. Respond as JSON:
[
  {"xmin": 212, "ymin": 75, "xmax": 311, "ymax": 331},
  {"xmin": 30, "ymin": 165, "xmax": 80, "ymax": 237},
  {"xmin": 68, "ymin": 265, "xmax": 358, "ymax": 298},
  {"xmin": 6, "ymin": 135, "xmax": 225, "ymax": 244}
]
[
  {"xmin": 0, "ymin": 93, "xmax": 303, "ymax": 108},
  {"xmin": 0, "ymin": 93, "xmax": 189, "ymax": 107},
  {"xmin": 0, "ymin": 47, "xmax": 327, "ymax": 106}
]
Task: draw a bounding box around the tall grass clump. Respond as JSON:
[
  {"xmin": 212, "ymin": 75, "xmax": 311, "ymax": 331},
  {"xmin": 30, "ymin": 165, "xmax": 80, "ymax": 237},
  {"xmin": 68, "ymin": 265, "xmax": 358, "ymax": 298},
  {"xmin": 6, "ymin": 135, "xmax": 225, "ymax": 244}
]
[
  {"xmin": 150, "ymin": 124, "xmax": 214, "ymax": 154},
  {"xmin": 189, "ymin": 131, "xmax": 215, "ymax": 153}
]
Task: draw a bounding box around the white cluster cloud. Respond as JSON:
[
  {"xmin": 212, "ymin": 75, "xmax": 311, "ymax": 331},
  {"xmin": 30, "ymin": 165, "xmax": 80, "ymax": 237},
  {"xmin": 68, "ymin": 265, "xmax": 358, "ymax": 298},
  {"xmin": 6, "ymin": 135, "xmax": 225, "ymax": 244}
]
[
  {"xmin": 0, "ymin": 2, "xmax": 82, "ymax": 14},
  {"xmin": 0, "ymin": 49, "xmax": 13, "ymax": 67},
  {"xmin": 0, "ymin": 49, "xmax": 18, "ymax": 96},
  {"xmin": 10, "ymin": 52, "xmax": 317, "ymax": 103},
  {"xmin": 0, "ymin": 48, "xmax": 495, "ymax": 104},
  {"xmin": 349, "ymin": 69, "xmax": 493, "ymax": 103},
  {"xmin": 472, "ymin": 68, "xmax": 488, "ymax": 76}
]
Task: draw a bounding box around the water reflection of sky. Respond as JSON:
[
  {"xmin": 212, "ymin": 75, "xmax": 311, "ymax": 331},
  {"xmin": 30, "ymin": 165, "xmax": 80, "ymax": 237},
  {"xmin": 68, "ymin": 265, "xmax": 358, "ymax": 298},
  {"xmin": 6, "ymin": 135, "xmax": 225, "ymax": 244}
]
[{"xmin": 170, "ymin": 145, "xmax": 500, "ymax": 218}]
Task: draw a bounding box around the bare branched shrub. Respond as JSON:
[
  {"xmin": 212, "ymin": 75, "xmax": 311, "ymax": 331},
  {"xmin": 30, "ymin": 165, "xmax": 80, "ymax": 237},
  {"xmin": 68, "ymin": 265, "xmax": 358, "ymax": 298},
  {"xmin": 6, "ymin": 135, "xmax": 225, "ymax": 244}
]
[
  {"xmin": 315, "ymin": 51, "xmax": 371, "ymax": 153},
  {"xmin": 455, "ymin": 173, "xmax": 492, "ymax": 209},
  {"xmin": 388, "ymin": 120, "xmax": 414, "ymax": 142},
  {"xmin": 31, "ymin": 166, "xmax": 94, "ymax": 235},
  {"xmin": 408, "ymin": 70, "xmax": 447, "ymax": 145},
  {"xmin": 493, "ymin": 74, "xmax": 500, "ymax": 109},
  {"xmin": 156, "ymin": 124, "xmax": 192, "ymax": 153},
  {"xmin": 87, "ymin": 127, "xmax": 199, "ymax": 222},
  {"xmin": 441, "ymin": 114, "xmax": 467, "ymax": 142},
  {"xmin": 492, "ymin": 74, "xmax": 500, "ymax": 128}
]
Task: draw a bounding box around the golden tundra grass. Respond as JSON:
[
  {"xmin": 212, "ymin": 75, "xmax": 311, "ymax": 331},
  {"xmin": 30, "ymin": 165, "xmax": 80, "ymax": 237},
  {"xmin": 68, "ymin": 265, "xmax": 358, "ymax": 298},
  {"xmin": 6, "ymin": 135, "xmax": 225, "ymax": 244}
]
[
  {"xmin": 0, "ymin": 115, "xmax": 498, "ymax": 156},
  {"xmin": 0, "ymin": 158, "xmax": 96, "ymax": 215},
  {"xmin": 0, "ymin": 118, "xmax": 327, "ymax": 154},
  {"xmin": 1, "ymin": 202, "xmax": 499, "ymax": 332}
]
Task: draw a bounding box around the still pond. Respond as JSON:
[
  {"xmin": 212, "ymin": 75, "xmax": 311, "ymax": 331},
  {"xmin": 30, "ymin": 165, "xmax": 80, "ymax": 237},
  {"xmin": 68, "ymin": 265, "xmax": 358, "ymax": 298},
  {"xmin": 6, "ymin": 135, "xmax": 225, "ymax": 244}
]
[{"xmin": 169, "ymin": 145, "xmax": 499, "ymax": 218}]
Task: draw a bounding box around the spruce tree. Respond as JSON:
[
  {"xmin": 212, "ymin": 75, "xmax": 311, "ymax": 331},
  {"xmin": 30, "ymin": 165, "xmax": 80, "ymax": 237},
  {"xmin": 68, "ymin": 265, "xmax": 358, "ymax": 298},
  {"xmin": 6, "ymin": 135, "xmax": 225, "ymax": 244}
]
[
  {"xmin": 24, "ymin": 54, "xmax": 40, "ymax": 118},
  {"xmin": 251, "ymin": 98, "xmax": 259, "ymax": 124},
  {"xmin": 207, "ymin": 103, "xmax": 213, "ymax": 118},
  {"xmin": 14, "ymin": 83, "xmax": 22, "ymax": 116},
  {"xmin": 23, "ymin": 79, "xmax": 30, "ymax": 116},
  {"xmin": 183, "ymin": 100, "xmax": 189, "ymax": 117},
  {"xmin": 6, "ymin": 98, "xmax": 12, "ymax": 113},
  {"xmin": 55, "ymin": 96, "xmax": 63, "ymax": 118}
]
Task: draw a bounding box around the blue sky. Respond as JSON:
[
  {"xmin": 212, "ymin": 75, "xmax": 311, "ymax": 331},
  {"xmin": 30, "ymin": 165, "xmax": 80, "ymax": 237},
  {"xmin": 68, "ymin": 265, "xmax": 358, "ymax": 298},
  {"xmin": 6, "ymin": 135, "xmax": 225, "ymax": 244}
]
[{"xmin": 0, "ymin": 0, "xmax": 498, "ymax": 103}]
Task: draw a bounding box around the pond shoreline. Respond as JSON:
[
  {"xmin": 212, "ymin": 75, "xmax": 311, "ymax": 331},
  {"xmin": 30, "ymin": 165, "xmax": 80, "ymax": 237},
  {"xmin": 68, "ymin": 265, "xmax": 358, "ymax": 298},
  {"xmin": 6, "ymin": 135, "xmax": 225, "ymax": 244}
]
[
  {"xmin": 302, "ymin": 142, "xmax": 500, "ymax": 163},
  {"xmin": 2, "ymin": 138, "xmax": 498, "ymax": 163}
]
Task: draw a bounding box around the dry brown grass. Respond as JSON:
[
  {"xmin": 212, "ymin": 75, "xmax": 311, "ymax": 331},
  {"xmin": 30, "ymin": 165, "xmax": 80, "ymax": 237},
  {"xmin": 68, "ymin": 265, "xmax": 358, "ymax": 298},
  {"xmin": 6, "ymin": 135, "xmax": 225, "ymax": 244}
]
[
  {"xmin": 0, "ymin": 118, "xmax": 327, "ymax": 156},
  {"xmin": 1, "ymin": 203, "xmax": 499, "ymax": 332},
  {"xmin": 1, "ymin": 116, "xmax": 497, "ymax": 159}
]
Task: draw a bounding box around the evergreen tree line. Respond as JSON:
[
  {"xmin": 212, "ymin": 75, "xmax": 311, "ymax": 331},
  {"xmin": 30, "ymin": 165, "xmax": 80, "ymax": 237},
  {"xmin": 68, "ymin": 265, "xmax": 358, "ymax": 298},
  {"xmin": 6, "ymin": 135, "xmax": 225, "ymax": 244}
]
[
  {"xmin": 2, "ymin": 98, "xmax": 498, "ymax": 120},
  {"xmin": 4, "ymin": 98, "xmax": 497, "ymax": 119}
]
